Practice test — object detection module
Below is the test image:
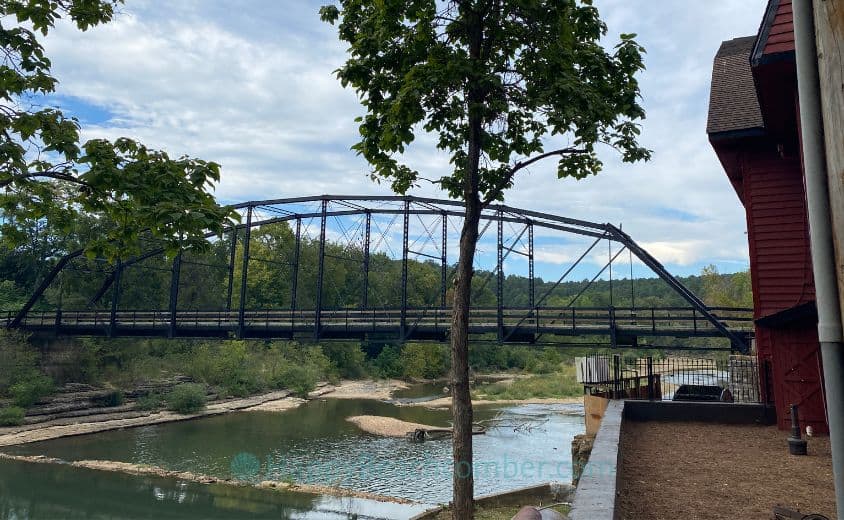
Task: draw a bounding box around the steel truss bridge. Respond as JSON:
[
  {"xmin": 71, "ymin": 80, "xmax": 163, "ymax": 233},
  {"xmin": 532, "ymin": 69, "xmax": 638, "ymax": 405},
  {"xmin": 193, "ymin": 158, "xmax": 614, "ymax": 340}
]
[{"xmin": 5, "ymin": 196, "xmax": 754, "ymax": 351}]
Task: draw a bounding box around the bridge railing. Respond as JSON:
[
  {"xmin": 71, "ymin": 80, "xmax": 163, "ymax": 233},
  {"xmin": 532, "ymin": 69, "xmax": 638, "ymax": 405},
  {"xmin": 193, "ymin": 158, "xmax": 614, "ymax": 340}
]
[{"xmin": 8, "ymin": 306, "xmax": 754, "ymax": 340}]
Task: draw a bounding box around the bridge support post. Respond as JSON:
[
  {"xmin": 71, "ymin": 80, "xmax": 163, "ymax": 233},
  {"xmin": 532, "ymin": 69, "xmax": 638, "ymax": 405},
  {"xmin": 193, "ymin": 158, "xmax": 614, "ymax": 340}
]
[
  {"xmin": 225, "ymin": 227, "xmax": 237, "ymax": 312},
  {"xmin": 169, "ymin": 253, "xmax": 181, "ymax": 339},
  {"xmin": 109, "ymin": 260, "xmax": 122, "ymax": 338},
  {"xmin": 315, "ymin": 200, "xmax": 327, "ymax": 340},
  {"xmin": 528, "ymin": 223, "xmax": 535, "ymax": 311},
  {"xmin": 441, "ymin": 211, "xmax": 447, "ymax": 309},
  {"xmin": 497, "ymin": 210, "xmax": 504, "ymax": 341},
  {"xmin": 291, "ymin": 217, "xmax": 300, "ymax": 326},
  {"xmin": 400, "ymin": 199, "xmax": 409, "ymax": 338},
  {"xmin": 237, "ymin": 206, "xmax": 253, "ymax": 339},
  {"xmin": 363, "ymin": 211, "xmax": 370, "ymax": 309},
  {"xmin": 609, "ymin": 306, "xmax": 617, "ymax": 349}
]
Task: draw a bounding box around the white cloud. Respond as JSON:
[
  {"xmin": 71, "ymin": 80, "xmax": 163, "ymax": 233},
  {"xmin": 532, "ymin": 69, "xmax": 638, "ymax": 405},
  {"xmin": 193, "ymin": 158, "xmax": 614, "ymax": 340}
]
[{"xmin": 38, "ymin": 0, "xmax": 766, "ymax": 273}]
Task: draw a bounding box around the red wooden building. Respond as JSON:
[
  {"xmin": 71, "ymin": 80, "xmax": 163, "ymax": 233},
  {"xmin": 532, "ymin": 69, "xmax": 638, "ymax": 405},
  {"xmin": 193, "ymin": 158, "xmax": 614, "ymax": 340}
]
[{"xmin": 707, "ymin": 0, "xmax": 828, "ymax": 432}]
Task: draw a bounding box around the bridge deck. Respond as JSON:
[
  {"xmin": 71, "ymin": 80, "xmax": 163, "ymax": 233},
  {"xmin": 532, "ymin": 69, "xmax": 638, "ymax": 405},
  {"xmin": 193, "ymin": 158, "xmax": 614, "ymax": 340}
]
[{"xmin": 6, "ymin": 306, "xmax": 754, "ymax": 346}]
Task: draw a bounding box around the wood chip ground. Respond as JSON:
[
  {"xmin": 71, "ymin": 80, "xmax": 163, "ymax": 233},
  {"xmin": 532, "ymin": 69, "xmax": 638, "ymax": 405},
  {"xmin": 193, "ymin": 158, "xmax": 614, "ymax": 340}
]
[{"xmin": 616, "ymin": 421, "xmax": 836, "ymax": 520}]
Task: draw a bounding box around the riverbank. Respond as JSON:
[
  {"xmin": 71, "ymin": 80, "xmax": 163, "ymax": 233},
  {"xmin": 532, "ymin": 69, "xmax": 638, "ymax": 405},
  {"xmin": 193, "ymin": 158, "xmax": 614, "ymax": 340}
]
[
  {"xmin": 0, "ymin": 377, "xmax": 582, "ymax": 446},
  {"xmin": 402, "ymin": 396, "xmax": 582, "ymax": 408},
  {"xmin": 0, "ymin": 389, "xmax": 306, "ymax": 446},
  {"xmin": 0, "ymin": 452, "xmax": 414, "ymax": 505},
  {"xmin": 322, "ymin": 379, "xmax": 409, "ymax": 400}
]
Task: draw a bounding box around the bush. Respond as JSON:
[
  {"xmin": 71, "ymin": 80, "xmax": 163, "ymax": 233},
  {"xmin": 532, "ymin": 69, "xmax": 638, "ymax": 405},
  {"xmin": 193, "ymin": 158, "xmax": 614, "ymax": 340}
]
[
  {"xmin": 184, "ymin": 341, "xmax": 267, "ymax": 397},
  {"xmin": 10, "ymin": 374, "xmax": 55, "ymax": 407},
  {"xmin": 400, "ymin": 343, "xmax": 448, "ymax": 379},
  {"xmin": 274, "ymin": 364, "xmax": 318, "ymax": 397},
  {"xmin": 135, "ymin": 392, "xmax": 163, "ymax": 411},
  {"xmin": 474, "ymin": 365, "xmax": 580, "ymax": 400},
  {"xmin": 321, "ymin": 342, "xmax": 367, "ymax": 379},
  {"xmin": 370, "ymin": 345, "xmax": 403, "ymax": 378},
  {"xmin": 0, "ymin": 406, "xmax": 25, "ymax": 426},
  {"xmin": 166, "ymin": 383, "xmax": 207, "ymax": 414},
  {"xmin": 0, "ymin": 330, "xmax": 40, "ymax": 394},
  {"xmin": 91, "ymin": 390, "xmax": 124, "ymax": 408}
]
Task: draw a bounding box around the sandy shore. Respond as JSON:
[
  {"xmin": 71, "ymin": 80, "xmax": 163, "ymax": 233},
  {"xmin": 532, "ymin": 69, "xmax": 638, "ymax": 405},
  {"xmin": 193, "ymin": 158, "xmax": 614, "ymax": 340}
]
[
  {"xmin": 347, "ymin": 415, "xmax": 443, "ymax": 437},
  {"xmin": 402, "ymin": 396, "xmax": 582, "ymax": 408},
  {"xmin": 0, "ymin": 390, "xmax": 305, "ymax": 447},
  {"xmin": 0, "ymin": 453, "xmax": 413, "ymax": 504},
  {"xmin": 321, "ymin": 379, "xmax": 409, "ymax": 400}
]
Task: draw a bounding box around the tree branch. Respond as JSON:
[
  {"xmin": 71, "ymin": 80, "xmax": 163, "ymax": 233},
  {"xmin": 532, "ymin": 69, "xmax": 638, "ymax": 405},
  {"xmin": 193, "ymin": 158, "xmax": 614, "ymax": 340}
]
[
  {"xmin": 481, "ymin": 147, "xmax": 586, "ymax": 207},
  {"xmin": 0, "ymin": 169, "xmax": 92, "ymax": 190}
]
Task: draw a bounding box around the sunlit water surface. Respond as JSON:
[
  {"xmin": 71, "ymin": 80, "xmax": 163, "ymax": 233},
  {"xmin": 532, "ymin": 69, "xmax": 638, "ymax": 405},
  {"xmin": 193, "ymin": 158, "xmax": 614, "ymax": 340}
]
[{"xmin": 3, "ymin": 388, "xmax": 584, "ymax": 519}]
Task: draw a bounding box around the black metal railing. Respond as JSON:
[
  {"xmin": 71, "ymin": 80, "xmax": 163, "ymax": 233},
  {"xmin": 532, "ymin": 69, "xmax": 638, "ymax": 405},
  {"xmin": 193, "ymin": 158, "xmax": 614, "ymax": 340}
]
[
  {"xmin": 4, "ymin": 305, "xmax": 753, "ymax": 343},
  {"xmin": 577, "ymin": 353, "xmax": 763, "ymax": 403}
]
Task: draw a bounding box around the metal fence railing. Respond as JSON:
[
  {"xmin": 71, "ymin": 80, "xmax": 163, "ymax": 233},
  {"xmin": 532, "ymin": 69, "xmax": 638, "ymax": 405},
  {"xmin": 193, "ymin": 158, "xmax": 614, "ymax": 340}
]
[{"xmin": 576, "ymin": 354, "xmax": 764, "ymax": 404}]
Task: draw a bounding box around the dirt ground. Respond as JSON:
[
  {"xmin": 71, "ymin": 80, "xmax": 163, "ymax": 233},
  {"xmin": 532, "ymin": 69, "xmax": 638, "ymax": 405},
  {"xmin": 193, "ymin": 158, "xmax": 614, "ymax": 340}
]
[{"xmin": 616, "ymin": 421, "xmax": 836, "ymax": 520}]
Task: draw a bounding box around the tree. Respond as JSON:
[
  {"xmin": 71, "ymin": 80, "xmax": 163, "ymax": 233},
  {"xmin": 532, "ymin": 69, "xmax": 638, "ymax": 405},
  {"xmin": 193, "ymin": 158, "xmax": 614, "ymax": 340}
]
[
  {"xmin": 0, "ymin": 0, "xmax": 236, "ymax": 261},
  {"xmin": 700, "ymin": 264, "xmax": 753, "ymax": 308},
  {"xmin": 321, "ymin": 1, "xmax": 649, "ymax": 516}
]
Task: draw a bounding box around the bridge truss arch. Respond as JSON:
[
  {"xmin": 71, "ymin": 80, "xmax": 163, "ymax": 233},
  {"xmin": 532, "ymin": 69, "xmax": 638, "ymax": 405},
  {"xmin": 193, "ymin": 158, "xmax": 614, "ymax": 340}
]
[{"xmin": 6, "ymin": 195, "xmax": 753, "ymax": 351}]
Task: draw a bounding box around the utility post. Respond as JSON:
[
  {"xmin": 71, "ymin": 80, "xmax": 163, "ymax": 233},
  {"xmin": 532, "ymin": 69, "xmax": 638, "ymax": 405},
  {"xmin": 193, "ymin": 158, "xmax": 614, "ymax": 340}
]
[{"xmin": 794, "ymin": 2, "xmax": 844, "ymax": 518}]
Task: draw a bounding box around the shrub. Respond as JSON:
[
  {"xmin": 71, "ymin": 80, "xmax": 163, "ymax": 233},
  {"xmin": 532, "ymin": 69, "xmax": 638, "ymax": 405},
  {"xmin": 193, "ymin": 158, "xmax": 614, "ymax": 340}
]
[
  {"xmin": 184, "ymin": 341, "xmax": 267, "ymax": 397},
  {"xmin": 135, "ymin": 392, "xmax": 163, "ymax": 411},
  {"xmin": 400, "ymin": 343, "xmax": 448, "ymax": 379},
  {"xmin": 274, "ymin": 364, "xmax": 318, "ymax": 397},
  {"xmin": 166, "ymin": 383, "xmax": 207, "ymax": 414},
  {"xmin": 321, "ymin": 342, "xmax": 367, "ymax": 379},
  {"xmin": 10, "ymin": 374, "xmax": 55, "ymax": 407},
  {"xmin": 0, "ymin": 406, "xmax": 25, "ymax": 426},
  {"xmin": 91, "ymin": 390, "xmax": 124, "ymax": 408},
  {"xmin": 370, "ymin": 345, "xmax": 403, "ymax": 378},
  {"xmin": 0, "ymin": 330, "xmax": 40, "ymax": 394}
]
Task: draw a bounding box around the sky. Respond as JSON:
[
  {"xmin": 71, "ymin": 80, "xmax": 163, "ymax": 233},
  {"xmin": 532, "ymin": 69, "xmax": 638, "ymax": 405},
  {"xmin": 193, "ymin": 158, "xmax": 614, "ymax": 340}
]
[{"xmin": 36, "ymin": 0, "xmax": 768, "ymax": 279}]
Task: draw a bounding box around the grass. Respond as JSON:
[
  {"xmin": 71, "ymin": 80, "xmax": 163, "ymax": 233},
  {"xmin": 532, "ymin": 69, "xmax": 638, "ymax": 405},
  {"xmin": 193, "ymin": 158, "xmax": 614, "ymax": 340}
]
[{"xmin": 473, "ymin": 364, "xmax": 581, "ymax": 400}]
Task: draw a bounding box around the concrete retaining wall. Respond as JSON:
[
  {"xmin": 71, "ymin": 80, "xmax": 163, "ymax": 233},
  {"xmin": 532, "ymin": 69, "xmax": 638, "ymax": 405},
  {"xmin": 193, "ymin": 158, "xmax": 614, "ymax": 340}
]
[{"xmin": 568, "ymin": 400, "xmax": 624, "ymax": 520}]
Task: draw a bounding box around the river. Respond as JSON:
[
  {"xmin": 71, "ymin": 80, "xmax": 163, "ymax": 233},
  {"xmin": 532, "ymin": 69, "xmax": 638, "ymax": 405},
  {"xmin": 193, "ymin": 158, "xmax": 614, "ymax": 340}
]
[{"xmin": 0, "ymin": 386, "xmax": 584, "ymax": 519}]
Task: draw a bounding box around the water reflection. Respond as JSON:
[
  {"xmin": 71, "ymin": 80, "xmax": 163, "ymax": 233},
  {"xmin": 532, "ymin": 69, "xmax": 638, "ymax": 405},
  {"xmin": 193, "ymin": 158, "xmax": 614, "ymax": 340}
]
[{"xmin": 5, "ymin": 393, "xmax": 584, "ymax": 517}]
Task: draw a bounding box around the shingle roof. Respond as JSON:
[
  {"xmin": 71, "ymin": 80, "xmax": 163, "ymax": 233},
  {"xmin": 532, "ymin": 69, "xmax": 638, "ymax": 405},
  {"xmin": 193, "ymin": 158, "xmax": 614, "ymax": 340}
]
[{"xmin": 707, "ymin": 36, "xmax": 765, "ymax": 136}]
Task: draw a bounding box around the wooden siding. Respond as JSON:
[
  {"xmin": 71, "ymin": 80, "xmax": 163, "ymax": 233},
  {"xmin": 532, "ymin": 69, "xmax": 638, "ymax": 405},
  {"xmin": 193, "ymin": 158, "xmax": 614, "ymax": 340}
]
[
  {"xmin": 770, "ymin": 324, "xmax": 827, "ymax": 433},
  {"xmin": 742, "ymin": 148, "xmax": 814, "ymax": 319},
  {"xmin": 764, "ymin": 0, "xmax": 795, "ymax": 55}
]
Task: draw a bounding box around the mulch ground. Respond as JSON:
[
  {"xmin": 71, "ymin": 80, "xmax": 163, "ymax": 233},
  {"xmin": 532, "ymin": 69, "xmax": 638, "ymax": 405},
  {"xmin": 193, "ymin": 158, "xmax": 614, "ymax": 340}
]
[{"xmin": 616, "ymin": 421, "xmax": 836, "ymax": 520}]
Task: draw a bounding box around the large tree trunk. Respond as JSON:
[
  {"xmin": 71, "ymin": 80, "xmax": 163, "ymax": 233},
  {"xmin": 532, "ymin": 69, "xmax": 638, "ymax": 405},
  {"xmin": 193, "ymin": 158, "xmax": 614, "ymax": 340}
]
[
  {"xmin": 451, "ymin": 192, "xmax": 480, "ymax": 519},
  {"xmin": 452, "ymin": 6, "xmax": 485, "ymax": 518},
  {"xmin": 452, "ymin": 80, "xmax": 484, "ymax": 520}
]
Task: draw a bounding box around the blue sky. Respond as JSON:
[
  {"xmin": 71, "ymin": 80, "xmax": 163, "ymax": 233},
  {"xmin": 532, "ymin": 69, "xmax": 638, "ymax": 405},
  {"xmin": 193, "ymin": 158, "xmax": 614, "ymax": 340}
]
[{"xmin": 38, "ymin": 0, "xmax": 768, "ymax": 280}]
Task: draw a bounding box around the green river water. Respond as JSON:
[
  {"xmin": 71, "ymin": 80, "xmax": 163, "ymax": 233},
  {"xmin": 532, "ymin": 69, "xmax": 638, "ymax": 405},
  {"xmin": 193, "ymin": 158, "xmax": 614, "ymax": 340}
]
[{"xmin": 0, "ymin": 390, "xmax": 584, "ymax": 519}]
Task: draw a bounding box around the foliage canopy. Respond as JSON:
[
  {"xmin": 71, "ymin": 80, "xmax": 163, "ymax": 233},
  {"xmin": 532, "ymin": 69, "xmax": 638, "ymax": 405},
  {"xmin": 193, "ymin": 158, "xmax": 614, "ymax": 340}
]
[
  {"xmin": 0, "ymin": 0, "xmax": 237, "ymax": 260},
  {"xmin": 320, "ymin": 0, "xmax": 651, "ymax": 201}
]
